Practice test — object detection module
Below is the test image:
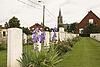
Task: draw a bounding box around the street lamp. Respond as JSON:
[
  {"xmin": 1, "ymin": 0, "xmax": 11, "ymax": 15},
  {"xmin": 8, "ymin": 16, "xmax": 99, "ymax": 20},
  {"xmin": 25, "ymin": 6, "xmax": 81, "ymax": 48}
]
[{"xmin": 38, "ymin": 0, "xmax": 45, "ymax": 29}]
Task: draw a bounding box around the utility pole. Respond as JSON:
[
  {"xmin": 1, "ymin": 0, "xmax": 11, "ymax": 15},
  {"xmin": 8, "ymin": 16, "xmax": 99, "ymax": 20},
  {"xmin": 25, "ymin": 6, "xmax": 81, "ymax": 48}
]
[
  {"xmin": 43, "ymin": 5, "xmax": 45, "ymax": 29},
  {"xmin": 38, "ymin": 0, "xmax": 45, "ymax": 29}
]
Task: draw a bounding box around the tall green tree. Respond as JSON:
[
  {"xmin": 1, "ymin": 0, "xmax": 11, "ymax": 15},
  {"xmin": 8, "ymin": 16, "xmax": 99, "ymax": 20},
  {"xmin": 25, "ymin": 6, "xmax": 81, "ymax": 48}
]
[
  {"xmin": 6, "ymin": 16, "xmax": 20, "ymax": 28},
  {"xmin": 67, "ymin": 22, "xmax": 78, "ymax": 34},
  {"xmin": 83, "ymin": 23, "xmax": 95, "ymax": 34},
  {"xmin": 94, "ymin": 24, "xmax": 100, "ymax": 33}
]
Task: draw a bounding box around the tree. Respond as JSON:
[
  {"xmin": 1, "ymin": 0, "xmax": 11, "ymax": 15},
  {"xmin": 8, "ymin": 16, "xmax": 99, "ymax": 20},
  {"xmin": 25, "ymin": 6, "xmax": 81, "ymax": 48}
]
[
  {"xmin": 83, "ymin": 23, "xmax": 95, "ymax": 34},
  {"xmin": 67, "ymin": 22, "xmax": 78, "ymax": 34},
  {"xmin": 83, "ymin": 23, "xmax": 100, "ymax": 34},
  {"xmin": 94, "ymin": 24, "xmax": 100, "ymax": 33},
  {"xmin": 6, "ymin": 16, "xmax": 20, "ymax": 28},
  {"xmin": 22, "ymin": 27, "xmax": 31, "ymax": 35}
]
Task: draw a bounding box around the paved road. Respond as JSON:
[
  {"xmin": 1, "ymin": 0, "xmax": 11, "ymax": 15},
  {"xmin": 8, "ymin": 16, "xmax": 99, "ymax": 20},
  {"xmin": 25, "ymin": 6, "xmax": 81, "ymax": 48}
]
[{"xmin": 56, "ymin": 37, "xmax": 100, "ymax": 67}]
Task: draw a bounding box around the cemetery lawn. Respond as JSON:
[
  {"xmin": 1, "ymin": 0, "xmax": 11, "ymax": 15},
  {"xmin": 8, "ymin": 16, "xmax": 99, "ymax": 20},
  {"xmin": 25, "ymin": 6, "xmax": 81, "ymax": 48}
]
[
  {"xmin": 0, "ymin": 45, "xmax": 7, "ymax": 67},
  {"xmin": 56, "ymin": 37, "xmax": 100, "ymax": 67},
  {"xmin": 0, "ymin": 50, "xmax": 7, "ymax": 67},
  {"xmin": 0, "ymin": 45, "xmax": 39, "ymax": 67},
  {"xmin": 1, "ymin": 38, "xmax": 100, "ymax": 67}
]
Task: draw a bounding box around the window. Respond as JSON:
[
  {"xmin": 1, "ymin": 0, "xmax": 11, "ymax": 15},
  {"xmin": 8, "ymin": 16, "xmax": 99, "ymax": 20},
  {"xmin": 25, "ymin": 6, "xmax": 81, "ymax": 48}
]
[
  {"xmin": 3, "ymin": 31, "xmax": 6, "ymax": 36},
  {"xmin": 89, "ymin": 19, "xmax": 93, "ymax": 24},
  {"xmin": 32, "ymin": 28, "xmax": 34, "ymax": 30},
  {"xmin": 40, "ymin": 28, "xmax": 42, "ymax": 30},
  {"xmin": 79, "ymin": 28, "xmax": 84, "ymax": 34}
]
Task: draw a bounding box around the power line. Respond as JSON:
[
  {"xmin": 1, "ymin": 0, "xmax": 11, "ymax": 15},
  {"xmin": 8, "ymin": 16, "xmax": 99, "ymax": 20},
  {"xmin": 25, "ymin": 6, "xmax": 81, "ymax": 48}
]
[
  {"xmin": 17, "ymin": 0, "xmax": 41, "ymax": 10},
  {"xmin": 28, "ymin": 0, "xmax": 42, "ymax": 7},
  {"xmin": 45, "ymin": 8, "xmax": 56, "ymax": 19},
  {"xmin": 17, "ymin": 0, "xmax": 57, "ymax": 22},
  {"xmin": 27, "ymin": 0, "xmax": 57, "ymax": 21}
]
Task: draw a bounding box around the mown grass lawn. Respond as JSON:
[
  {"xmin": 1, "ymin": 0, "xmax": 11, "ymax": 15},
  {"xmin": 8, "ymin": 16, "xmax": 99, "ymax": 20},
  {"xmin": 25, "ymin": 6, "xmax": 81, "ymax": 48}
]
[
  {"xmin": 0, "ymin": 50, "xmax": 7, "ymax": 67},
  {"xmin": 1, "ymin": 37, "xmax": 100, "ymax": 67},
  {"xmin": 56, "ymin": 37, "xmax": 100, "ymax": 67},
  {"xmin": 0, "ymin": 44, "xmax": 34, "ymax": 67},
  {"xmin": 0, "ymin": 45, "xmax": 7, "ymax": 67}
]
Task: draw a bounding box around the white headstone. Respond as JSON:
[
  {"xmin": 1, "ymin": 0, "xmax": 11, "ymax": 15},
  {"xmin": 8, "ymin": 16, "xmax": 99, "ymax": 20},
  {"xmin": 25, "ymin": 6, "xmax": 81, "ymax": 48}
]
[
  {"xmin": 44, "ymin": 32, "xmax": 49, "ymax": 48},
  {"xmin": 55, "ymin": 32, "xmax": 58, "ymax": 43},
  {"xmin": 65, "ymin": 33, "xmax": 70, "ymax": 40},
  {"xmin": 51, "ymin": 32, "xmax": 54, "ymax": 41},
  {"xmin": 7, "ymin": 28, "xmax": 22, "ymax": 67},
  {"xmin": 59, "ymin": 27, "xmax": 64, "ymax": 32},
  {"xmin": 59, "ymin": 32, "xmax": 65, "ymax": 41},
  {"xmin": 23, "ymin": 33, "xmax": 27, "ymax": 44}
]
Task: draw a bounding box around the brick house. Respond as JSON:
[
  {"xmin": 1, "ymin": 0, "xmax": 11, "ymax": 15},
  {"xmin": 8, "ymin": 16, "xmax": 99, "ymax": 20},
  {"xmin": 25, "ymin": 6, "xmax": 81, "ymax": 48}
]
[
  {"xmin": 30, "ymin": 23, "xmax": 43, "ymax": 31},
  {"xmin": 76, "ymin": 11, "xmax": 100, "ymax": 33},
  {"xmin": 0, "ymin": 25, "xmax": 7, "ymax": 44}
]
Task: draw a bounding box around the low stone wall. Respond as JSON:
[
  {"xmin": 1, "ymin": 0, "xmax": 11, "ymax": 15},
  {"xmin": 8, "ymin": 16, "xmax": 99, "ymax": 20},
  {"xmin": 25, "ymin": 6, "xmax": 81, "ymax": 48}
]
[{"xmin": 90, "ymin": 34, "xmax": 100, "ymax": 41}]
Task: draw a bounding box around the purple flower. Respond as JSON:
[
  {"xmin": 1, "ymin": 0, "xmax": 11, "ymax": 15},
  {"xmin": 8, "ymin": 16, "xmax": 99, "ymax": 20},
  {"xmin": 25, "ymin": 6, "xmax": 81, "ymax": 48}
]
[
  {"xmin": 32, "ymin": 35, "xmax": 39, "ymax": 43},
  {"xmin": 52, "ymin": 33, "xmax": 57, "ymax": 41},
  {"xmin": 40, "ymin": 40, "xmax": 43, "ymax": 43},
  {"xmin": 53, "ymin": 27, "xmax": 57, "ymax": 32},
  {"xmin": 34, "ymin": 47, "xmax": 39, "ymax": 51},
  {"xmin": 35, "ymin": 28, "xmax": 39, "ymax": 32},
  {"xmin": 54, "ymin": 33, "xmax": 57, "ymax": 37},
  {"xmin": 39, "ymin": 35, "xmax": 45, "ymax": 43},
  {"xmin": 22, "ymin": 52, "xmax": 26, "ymax": 56},
  {"xmin": 32, "ymin": 28, "xmax": 39, "ymax": 34},
  {"xmin": 41, "ymin": 31, "xmax": 46, "ymax": 36},
  {"xmin": 32, "ymin": 31, "xmax": 37, "ymax": 34}
]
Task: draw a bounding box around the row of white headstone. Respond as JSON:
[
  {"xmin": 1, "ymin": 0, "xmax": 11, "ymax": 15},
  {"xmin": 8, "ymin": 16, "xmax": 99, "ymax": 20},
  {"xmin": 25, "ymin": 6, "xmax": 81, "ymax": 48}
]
[
  {"xmin": 32, "ymin": 31, "xmax": 79, "ymax": 52},
  {"xmin": 7, "ymin": 28, "xmax": 79, "ymax": 67},
  {"xmin": 90, "ymin": 34, "xmax": 100, "ymax": 41}
]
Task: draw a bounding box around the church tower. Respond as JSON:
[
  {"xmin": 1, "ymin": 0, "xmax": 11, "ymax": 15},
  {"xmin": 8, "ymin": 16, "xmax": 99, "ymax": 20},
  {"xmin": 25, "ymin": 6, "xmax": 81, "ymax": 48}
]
[{"xmin": 58, "ymin": 8, "xmax": 63, "ymax": 29}]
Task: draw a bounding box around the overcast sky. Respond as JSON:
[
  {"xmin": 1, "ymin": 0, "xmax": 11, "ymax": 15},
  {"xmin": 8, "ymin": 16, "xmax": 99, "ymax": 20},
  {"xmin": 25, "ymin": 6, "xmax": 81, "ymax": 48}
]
[{"xmin": 0, "ymin": 0, "xmax": 100, "ymax": 28}]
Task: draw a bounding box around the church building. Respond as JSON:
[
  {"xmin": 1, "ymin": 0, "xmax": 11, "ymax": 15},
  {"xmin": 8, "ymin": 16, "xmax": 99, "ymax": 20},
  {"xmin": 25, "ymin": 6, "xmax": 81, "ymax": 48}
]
[{"xmin": 57, "ymin": 8, "xmax": 69, "ymax": 31}]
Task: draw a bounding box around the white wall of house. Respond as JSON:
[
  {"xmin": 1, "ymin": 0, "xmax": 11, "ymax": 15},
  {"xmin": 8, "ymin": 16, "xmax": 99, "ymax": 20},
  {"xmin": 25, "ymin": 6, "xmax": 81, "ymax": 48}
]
[{"xmin": 0, "ymin": 29, "xmax": 8, "ymax": 44}]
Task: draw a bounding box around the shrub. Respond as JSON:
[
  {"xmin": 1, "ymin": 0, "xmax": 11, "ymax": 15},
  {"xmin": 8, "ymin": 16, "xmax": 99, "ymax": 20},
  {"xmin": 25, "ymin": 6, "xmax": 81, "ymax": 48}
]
[
  {"xmin": 55, "ymin": 37, "xmax": 80, "ymax": 55},
  {"xmin": 67, "ymin": 39, "xmax": 74, "ymax": 47},
  {"xmin": 26, "ymin": 38, "xmax": 33, "ymax": 45},
  {"xmin": 55, "ymin": 41, "xmax": 68, "ymax": 55},
  {"xmin": 18, "ymin": 44, "xmax": 62, "ymax": 67},
  {"xmin": 0, "ymin": 44, "xmax": 7, "ymax": 50}
]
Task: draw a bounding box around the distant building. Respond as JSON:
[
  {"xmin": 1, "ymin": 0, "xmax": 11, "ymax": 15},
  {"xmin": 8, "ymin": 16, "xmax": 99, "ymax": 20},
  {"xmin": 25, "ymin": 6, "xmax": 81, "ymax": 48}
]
[
  {"xmin": 30, "ymin": 23, "xmax": 43, "ymax": 31},
  {"xmin": 58, "ymin": 8, "xmax": 63, "ymax": 28},
  {"xmin": 57, "ymin": 8, "xmax": 69, "ymax": 31},
  {"xmin": 0, "ymin": 25, "xmax": 7, "ymax": 44},
  {"xmin": 76, "ymin": 11, "xmax": 100, "ymax": 33}
]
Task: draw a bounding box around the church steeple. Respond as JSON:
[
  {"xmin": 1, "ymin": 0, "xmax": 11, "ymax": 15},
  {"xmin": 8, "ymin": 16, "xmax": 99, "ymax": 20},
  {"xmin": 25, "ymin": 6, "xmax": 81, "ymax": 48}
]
[
  {"xmin": 59, "ymin": 8, "xmax": 62, "ymax": 17},
  {"xmin": 58, "ymin": 8, "xmax": 63, "ymax": 24},
  {"xmin": 57, "ymin": 8, "xmax": 63, "ymax": 30}
]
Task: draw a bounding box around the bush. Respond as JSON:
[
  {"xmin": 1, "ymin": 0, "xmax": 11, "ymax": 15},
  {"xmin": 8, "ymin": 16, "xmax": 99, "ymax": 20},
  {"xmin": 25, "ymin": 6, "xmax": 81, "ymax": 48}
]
[
  {"xmin": 67, "ymin": 39, "xmax": 74, "ymax": 47},
  {"xmin": 0, "ymin": 44, "xmax": 7, "ymax": 50},
  {"xmin": 54, "ymin": 41, "xmax": 69, "ymax": 55},
  {"xmin": 24, "ymin": 38, "xmax": 33, "ymax": 45},
  {"xmin": 72, "ymin": 36, "xmax": 80, "ymax": 42},
  {"xmin": 55, "ymin": 37, "xmax": 80, "ymax": 55},
  {"xmin": 18, "ymin": 44, "xmax": 62, "ymax": 67}
]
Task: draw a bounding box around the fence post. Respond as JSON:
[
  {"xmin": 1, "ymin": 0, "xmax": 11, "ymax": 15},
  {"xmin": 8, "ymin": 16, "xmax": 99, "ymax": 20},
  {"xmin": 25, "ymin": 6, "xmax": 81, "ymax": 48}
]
[{"xmin": 7, "ymin": 28, "xmax": 22, "ymax": 67}]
